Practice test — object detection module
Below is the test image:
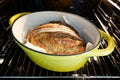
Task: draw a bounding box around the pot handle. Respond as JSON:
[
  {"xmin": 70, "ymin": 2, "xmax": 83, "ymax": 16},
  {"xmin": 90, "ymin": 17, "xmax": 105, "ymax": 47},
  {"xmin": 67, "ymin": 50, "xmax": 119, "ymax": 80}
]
[
  {"xmin": 9, "ymin": 12, "xmax": 30, "ymax": 26},
  {"xmin": 86, "ymin": 29, "xmax": 115, "ymax": 57}
]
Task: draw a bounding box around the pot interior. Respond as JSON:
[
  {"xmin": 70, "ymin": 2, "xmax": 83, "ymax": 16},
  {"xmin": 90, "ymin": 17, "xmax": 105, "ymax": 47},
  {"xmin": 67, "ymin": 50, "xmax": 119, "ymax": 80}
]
[{"xmin": 12, "ymin": 11, "xmax": 100, "ymax": 53}]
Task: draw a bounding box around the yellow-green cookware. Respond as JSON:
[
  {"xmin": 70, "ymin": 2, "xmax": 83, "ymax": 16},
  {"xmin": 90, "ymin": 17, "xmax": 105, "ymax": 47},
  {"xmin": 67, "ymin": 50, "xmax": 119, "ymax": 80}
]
[{"xmin": 9, "ymin": 11, "xmax": 115, "ymax": 72}]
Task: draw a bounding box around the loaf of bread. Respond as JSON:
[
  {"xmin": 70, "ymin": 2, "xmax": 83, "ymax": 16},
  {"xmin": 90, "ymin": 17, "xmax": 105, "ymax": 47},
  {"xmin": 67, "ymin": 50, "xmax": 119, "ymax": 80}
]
[{"xmin": 26, "ymin": 21, "xmax": 85, "ymax": 55}]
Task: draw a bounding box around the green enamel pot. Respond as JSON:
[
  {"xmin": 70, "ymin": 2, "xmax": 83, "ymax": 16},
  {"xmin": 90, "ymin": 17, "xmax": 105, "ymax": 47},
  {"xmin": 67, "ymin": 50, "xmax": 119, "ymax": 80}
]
[{"xmin": 9, "ymin": 11, "xmax": 115, "ymax": 72}]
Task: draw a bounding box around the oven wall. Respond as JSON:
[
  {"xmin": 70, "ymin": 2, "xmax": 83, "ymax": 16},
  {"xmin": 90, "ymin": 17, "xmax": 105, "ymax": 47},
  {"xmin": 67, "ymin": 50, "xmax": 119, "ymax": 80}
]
[{"xmin": 10, "ymin": 0, "xmax": 101, "ymax": 16}]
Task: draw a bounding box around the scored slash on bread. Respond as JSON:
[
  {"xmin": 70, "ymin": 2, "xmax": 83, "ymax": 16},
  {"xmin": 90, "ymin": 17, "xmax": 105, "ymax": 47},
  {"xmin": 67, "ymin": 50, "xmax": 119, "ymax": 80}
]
[{"xmin": 26, "ymin": 21, "xmax": 85, "ymax": 55}]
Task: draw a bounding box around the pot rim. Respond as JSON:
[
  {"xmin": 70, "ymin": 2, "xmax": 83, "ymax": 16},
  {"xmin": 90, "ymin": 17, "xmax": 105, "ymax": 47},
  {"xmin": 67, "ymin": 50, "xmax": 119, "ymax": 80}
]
[{"xmin": 11, "ymin": 11, "xmax": 101, "ymax": 56}]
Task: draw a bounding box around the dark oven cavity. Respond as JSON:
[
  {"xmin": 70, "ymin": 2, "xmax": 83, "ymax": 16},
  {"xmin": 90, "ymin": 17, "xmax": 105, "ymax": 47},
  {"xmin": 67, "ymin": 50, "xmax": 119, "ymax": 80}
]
[{"xmin": 0, "ymin": 0, "xmax": 120, "ymax": 79}]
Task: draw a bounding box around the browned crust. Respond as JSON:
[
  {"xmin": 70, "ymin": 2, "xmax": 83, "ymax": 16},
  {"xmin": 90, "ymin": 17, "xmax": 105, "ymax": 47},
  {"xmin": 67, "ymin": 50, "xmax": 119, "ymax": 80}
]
[{"xmin": 26, "ymin": 21, "xmax": 85, "ymax": 55}]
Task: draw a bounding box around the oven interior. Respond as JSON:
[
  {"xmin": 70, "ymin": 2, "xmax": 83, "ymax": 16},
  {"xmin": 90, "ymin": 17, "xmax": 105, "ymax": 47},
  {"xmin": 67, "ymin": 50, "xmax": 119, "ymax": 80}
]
[{"xmin": 0, "ymin": 0, "xmax": 120, "ymax": 79}]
